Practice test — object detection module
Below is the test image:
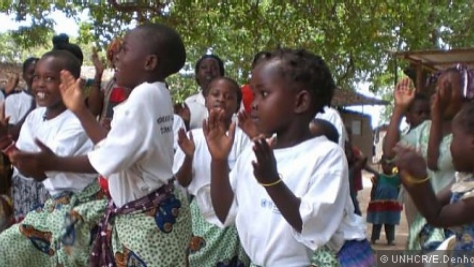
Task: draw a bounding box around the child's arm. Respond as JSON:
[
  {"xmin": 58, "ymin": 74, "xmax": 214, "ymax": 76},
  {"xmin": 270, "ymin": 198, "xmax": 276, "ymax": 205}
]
[
  {"xmin": 383, "ymin": 78, "xmax": 415, "ymax": 159},
  {"xmin": 60, "ymin": 71, "xmax": 108, "ymax": 144},
  {"xmin": 174, "ymin": 129, "xmax": 195, "ymax": 188},
  {"xmin": 395, "ymin": 144, "xmax": 474, "ymax": 228},
  {"xmin": 86, "ymin": 48, "xmax": 105, "ymax": 117},
  {"xmin": 252, "ymin": 138, "xmax": 304, "ymax": 233},
  {"xmin": 204, "ymin": 109, "xmax": 237, "ymax": 224},
  {"xmin": 427, "ymin": 82, "xmax": 451, "ymax": 171}
]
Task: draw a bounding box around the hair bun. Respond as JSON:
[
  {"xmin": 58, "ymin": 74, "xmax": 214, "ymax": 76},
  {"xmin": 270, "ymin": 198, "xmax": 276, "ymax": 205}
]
[{"xmin": 52, "ymin": 33, "xmax": 70, "ymax": 48}]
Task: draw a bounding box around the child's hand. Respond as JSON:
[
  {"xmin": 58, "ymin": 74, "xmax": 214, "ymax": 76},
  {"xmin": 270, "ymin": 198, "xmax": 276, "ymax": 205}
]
[
  {"xmin": 0, "ymin": 103, "xmax": 10, "ymax": 138},
  {"xmin": 394, "ymin": 77, "xmax": 415, "ymax": 110},
  {"xmin": 237, "ymin": 110, "xmax": 259, "ymax": 139},
  {"xmin": 177, "ymin": 128, "xmax": 195, "ymax": 157},
  {"xmin": 174, "ymin": 103, "xmax": 190, "ymax": 124},
  {"xmin": 203, "ymin": 109, "xmax": 236, "ymax": 161},
  {"xmin": 431, "ymin": 80, "xmax": 452, "ymax": 117},
  {"xmin": 59, "ymin": 70, "xmax": 87, "ymax": 114},
  {"xmin": 393, "ymin": 144, "xmax": 428, "ymax": 181},
  {"xmin": 91, "ymin": 47, "xmax": 105, "ymax": 75},
  {"xmin": 9, "ymin": 139, "xmax": 55, "ymax": 181},
  {"xmin": 252, "ymin": 138, "xmax": 279, "ymax": 185}
]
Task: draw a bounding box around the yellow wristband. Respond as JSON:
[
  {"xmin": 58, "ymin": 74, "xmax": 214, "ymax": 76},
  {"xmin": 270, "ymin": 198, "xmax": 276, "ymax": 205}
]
[
  {"xmin": 405, "ymin": 173, "xmax": 430, "ymax": 185},
  {"xmin": 259, "ymin": 175, "xmax": 283, "ymax": 187}
]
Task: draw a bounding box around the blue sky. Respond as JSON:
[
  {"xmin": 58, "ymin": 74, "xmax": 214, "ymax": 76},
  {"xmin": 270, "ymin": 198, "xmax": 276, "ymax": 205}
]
[{"xmin": 0, "ymin": 10, "xmax": 387, "ymax": 127}]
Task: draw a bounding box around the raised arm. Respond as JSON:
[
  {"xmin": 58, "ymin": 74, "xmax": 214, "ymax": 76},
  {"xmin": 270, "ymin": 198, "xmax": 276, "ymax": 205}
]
[
  {"xmin": 427, "ymin": 80, "xmax": 452, "ymax": 171},
  {"xmin": 59, "ymin": 71, "xmax": 108, "ymax": 144},
  {"xmin": 174, "ymin": 129, "xmax": 195, "ymax": 187},
  {"xmin": 204, "ymin": 109, "xmax": 236, "ymax": 224},
  {"xmin": 383, "ymin": 78, "xmax": 415, "ymax": 159},
  {"xmin": 86, "ymin": 48, "xmax": 105, "ymax": 117},
  {"xmin": 394, "ymin": 144, "xmax": 473, "ymax": 228}
]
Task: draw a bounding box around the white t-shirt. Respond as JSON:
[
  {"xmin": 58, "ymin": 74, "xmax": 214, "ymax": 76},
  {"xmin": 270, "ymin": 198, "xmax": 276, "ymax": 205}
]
[
  {"xmin": 5, "ymin": 91, "xmax": 35, "ymax": 124},
  {"xmin": 173, "ymin": 127, "xmax": 251, "ymax": 225},
  {"xmin": 315, "ymin": 106, "xmax": 348, "ymax": 149},
  {"xmin": 15, "ymin": 108, "xmax": 96, "ymax": 195},
  {"xmin": 224, "ymin": 136, "xmax": 366, "ymax": 266},
  {"xmin": 88, "ymin": 82, "xmax": 174, "ymax": 208},
  {"xmin": 173, "ymin": 114, "xmax": 186, "ymax": 151},
  {"xmin": 185, "ymin": 92, "xmax": 207, "ymax": 130}
]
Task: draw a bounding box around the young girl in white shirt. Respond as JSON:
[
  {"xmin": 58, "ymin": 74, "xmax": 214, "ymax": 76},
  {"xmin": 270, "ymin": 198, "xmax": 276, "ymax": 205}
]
[
  {"xmin": 0, "ymin": 50, "xmax": 107, "ymax": 266},
  {"xmin": 204, "ymin": 48, "xmax": 374, "ymax": 267},
  {"xmin": 174, "ymin": 76, "xmax": 250, "ymax": 266},
  {"xmin": 9, "ymin": 23, "xmax": 192, "ymax": 267}
]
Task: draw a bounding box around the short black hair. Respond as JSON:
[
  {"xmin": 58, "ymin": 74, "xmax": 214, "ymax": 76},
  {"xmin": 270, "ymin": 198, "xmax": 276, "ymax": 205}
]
[
  {"xmin": 407, "ymin": 93, "xmax": 430, "ymax": 111},
  {"xmin": 258, "ymin": 48, "xmax": 336, "ymax": 116},
  {"xmin": 136, "ymin": 23, "xmax": 186, "ymax": 78},
  {"xmin": 195, "ymin": 54, "xmax": 225, "ymax": 76},
  {"xmin": 52, "ymin": 34, "xmax": 84, "ymax": 65},
  {"xmin": 41, "ymin": 50, "xmax": 82, "ymax": 79},
  {"xmin": 205, "ymin": 76, "xmax": 242, "ymax": 112},
  {"xmin": 251, "ymin": 51, "xmax": 270, "ymax": 69},
  {"xmin": 22, "ymin": 57, "xmax": 39, "ymax": 73},
  {"xmin": 311, "ymin": 118, "xmax": 339, "ymax": 144},
  {"xmin": 454, "ymin": 100, "xmax": 474, "ymax": 134}
]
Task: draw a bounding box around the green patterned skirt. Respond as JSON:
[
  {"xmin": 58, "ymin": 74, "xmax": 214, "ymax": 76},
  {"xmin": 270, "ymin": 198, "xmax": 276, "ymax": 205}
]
[
  {"xmin": 0, "ymin": 181, "xmax": 107, "ymax": 267},
  {"xmin": 188, "ymin": 198, "xmax": 250, "ymax": 267}
]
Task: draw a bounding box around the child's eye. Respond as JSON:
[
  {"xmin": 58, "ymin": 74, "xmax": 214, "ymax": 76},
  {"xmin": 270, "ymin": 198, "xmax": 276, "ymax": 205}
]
[
  {"xmin": 261, "ymin": 91, "xmax": 268, "ymax": 97},
  {"xmin": 32, "ymin": 75, "xmax": 39, "ymax": 81},
  {"xmin": 45, "ymin": 76, "xmax": 55, "ymax": 82}
]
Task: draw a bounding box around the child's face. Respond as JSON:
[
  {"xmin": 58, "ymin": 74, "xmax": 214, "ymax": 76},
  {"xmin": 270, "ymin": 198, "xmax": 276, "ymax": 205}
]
[
  {"xmin": 250, "ymin": 61, "xmax": 299, "ymax": 135},
  {"xmin": 114, "ymin": 29, "xmax": 150, "ymax": 89},
  {"xmin": 450, "ymin": 121, "xmax": 474, "ymax": 173},
  {"xmin": 205, "ymin": 79, "xmax": 239, "ymax": 120},
  {"xmin": 197, "ymin": 58, "xmax": 221, "ymax": 92},
  {"xmin": 31, "ymin": 57, "xmax": 64, "ymax": 109},
  {"xmin": 381, "ymin": 160, "xmax": 394, "ymax": 174},
  {"xmin": 406, "ymin": 100, "xmax": 430, "ymax": 128},
  {"xmin": 23, "ymin": 61, "xmax": 37, "ymax": 90}
]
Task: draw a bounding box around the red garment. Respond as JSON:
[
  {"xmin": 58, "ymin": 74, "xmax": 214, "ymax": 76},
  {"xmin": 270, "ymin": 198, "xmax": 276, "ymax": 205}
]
[
  {"xmin": 98, "ymin": 176, "xmax": 110, "ymax": 198},
  {"xmin": 241, "ymin": 84, "xmax": 253, "ymax": 114},
  {"xmin": 353, "ymin": 147, "xmax": 363, "ymax": 192}
]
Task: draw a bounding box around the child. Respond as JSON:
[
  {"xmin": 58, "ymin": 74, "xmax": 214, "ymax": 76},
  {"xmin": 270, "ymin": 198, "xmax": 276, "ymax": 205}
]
[
  {"xmin": 394, "ymin": 99, "xmax": 474, "ymax": 257},
  {"xmin": 10, "ymin": 23, "xmax": 192, "ymax": 267},
  {"xmin": 5, "ymin": 57, "xmax": 38, "ymax": 140},
  {"xmin": 0, "ymin": 50, "xmax": 107, "ymax": 266},
  {"xmin": 185, "ymin": 54, "xmax": 225, "ymax": 130},
  {"xmin": 174, "ymin": 76, "xmax": 250, "ymax": 267},
  {"xmin": 309, "ymin": 118, "xmax": 340, "ymax": 143},
  {"xmin": 366, "ymin": 155, "xmax": 403, "ymax": 246},
  {"xmin": 383, "ymin": 70, "xmax": 472, "ymax": 250},
  {"xmin": 345, "ymin": 140, "xmax": 367, "ymax": 216},
  {"xmin": 204, "ymin": 48, "xmax": 374, "ymax": 267},
  {"xmin": 404, "ymin": 92, "xmax": 430, "ymax": 132},
  {"xmin": 3, "ymin": 57, "xmax": 47, "ymax": 223}
]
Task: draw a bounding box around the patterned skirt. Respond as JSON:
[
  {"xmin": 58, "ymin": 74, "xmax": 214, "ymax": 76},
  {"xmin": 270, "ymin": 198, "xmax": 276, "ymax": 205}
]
[
  {"xmin": 11, "ymin": 174, "xmax": 50, "ymax": 222},
  {"xmin": 109, "ymin": 188, "xmax": 193, "ymax": 267},
  {"xmin": 188, "ymin": 198, "xmax": 249, "ymax": 267},
  {"xmin": 251, "ymin": 239, "xmax": 375, "ymax": 267},
  {"xmin": 0, "ymin": 181, "xmax": 107, "ymax": 267}
]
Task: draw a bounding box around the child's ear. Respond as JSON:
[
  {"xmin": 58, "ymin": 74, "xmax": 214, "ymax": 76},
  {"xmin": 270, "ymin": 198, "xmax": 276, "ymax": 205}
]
[
  {"xmin": 144, "ymin": 55, "xmax": 158, "ymax": 71},
  {"xmin": 294, "ymin": 90, "xmax": 311, "ymax": 114}
]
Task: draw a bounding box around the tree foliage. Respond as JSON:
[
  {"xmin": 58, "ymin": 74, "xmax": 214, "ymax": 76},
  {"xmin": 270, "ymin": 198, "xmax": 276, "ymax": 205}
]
[{"xmin": 1, "ymin": 1, "xmax": 474, "ymax": 103}]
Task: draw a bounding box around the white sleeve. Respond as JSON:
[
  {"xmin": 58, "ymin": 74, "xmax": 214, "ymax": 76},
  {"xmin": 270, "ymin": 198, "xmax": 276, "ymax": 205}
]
[
  {"xmin": 88, "ymin": 95, "xmax": 153, "ymax": 177},
  {"xmin": 4, "ymin": 96, "xmax": 19, "ymax": 124},
  {"xmin": 292, "ymin": 147, "xmax": 349, "ymax": 250}
]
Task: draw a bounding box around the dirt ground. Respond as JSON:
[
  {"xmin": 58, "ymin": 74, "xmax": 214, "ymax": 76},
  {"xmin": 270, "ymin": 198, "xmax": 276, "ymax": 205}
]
[{"xmin": 359, "ymin": 170, "xmax": 408, "ymax": 251}]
